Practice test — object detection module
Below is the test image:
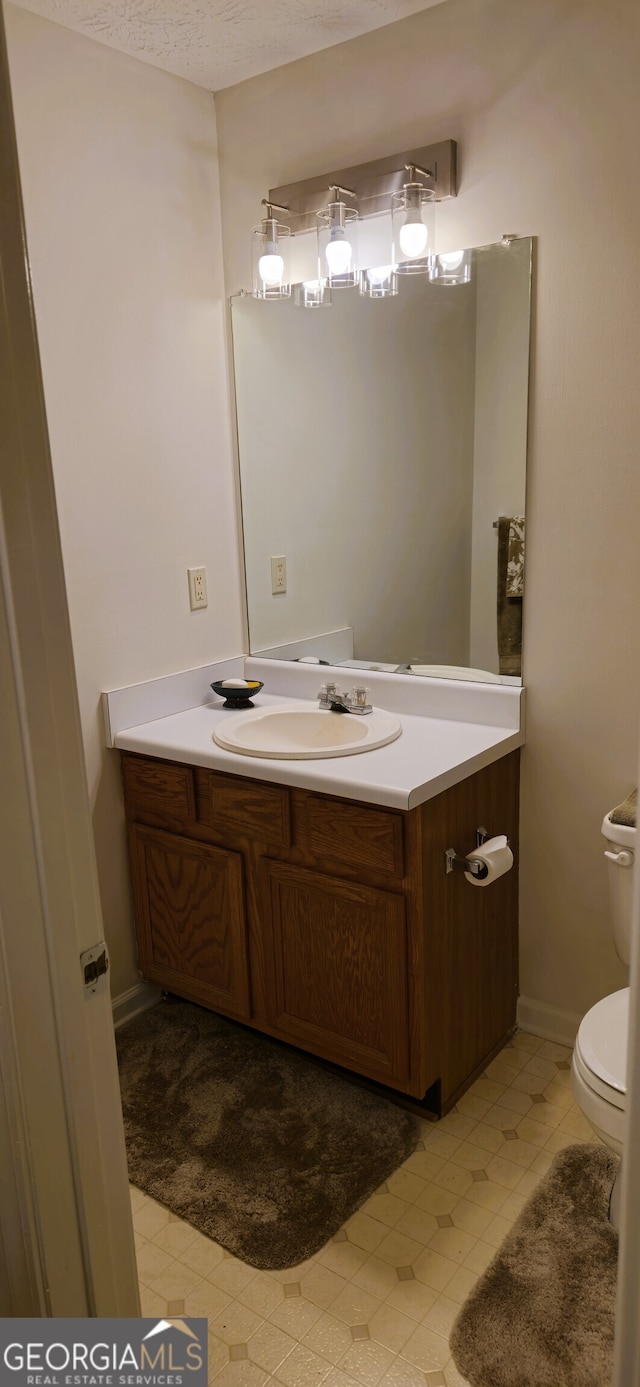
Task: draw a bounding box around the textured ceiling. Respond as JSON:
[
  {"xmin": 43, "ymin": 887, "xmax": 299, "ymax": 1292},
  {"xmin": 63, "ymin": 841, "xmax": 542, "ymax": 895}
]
[{"xmin": 11, "ymin": 0, "xmax": 448, "ymax": 90}]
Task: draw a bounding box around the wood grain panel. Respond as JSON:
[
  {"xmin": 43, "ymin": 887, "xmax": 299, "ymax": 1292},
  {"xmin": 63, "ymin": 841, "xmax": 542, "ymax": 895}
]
[
  {"xmin": 263, "ymin": 860, "xmax": 410, "ymax": 1088},
  {"xmin": 122, "ymin": 754, "xmax": 195, "ymax": 822},
  {"xmin": 294, "ymin": 793, "xmax": 404, "ymax": 878},
  {"xmin": 197, "ymin": 769, "xmax": 290, "ymax": 847},
  {"xmin": 420, "ymin": 750, "xmax": 520, "ymax": 1108},
  {"xmin": 402, "ymin": 807, "xmax": 432, "ymax": 1099},
  {"xmin": 121, "ymin": 747, "xmax": 520, "ymax": 1110},
  {"xmin": 128, "ymin": 824, "xmax": 250, "ymax": 1019}
]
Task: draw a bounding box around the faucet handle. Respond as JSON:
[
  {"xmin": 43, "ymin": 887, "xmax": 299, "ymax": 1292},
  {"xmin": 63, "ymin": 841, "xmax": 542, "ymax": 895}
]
[
  {"xmin": 318, "ymin": 681, "xmax": 344, "ymax": 708},
  {"xmin": 350, "ymin": 685, "xmax": 372, "ymax": 711}
]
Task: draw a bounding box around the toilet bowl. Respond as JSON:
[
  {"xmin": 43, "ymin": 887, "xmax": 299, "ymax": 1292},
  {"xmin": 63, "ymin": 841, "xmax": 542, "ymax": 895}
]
[
  {"xmin": 571, "ymin": 807, "xmax": 635, "ymax": 1157},
  {"xmin": 572, "ymin": 988, "xmax": 628, "ymax": 1153}
]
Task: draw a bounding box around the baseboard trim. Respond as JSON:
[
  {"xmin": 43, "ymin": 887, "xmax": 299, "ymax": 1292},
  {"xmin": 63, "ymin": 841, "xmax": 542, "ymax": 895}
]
[
  {"xmin": 112, "ymin": 981, "xmax": 161, "ymax": 1030},
  {"xmin": 112, "ymin": 984, "xmax": 581, "ymax": 1049},
  {"xmin": 517, "ymin": 995, "xmax": 582, "ymax": 1047}
]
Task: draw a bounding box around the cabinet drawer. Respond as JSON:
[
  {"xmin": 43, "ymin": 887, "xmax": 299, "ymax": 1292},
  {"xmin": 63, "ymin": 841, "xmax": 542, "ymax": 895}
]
[
  {"xmin": 295, "ymin": 793, "xmax": 404, "ymax": 878},
  {"xmin": 197, "ymin": 769, "xmax": 291, "ymax": 848},
  {"xmin": 122, "ymin": 755, "xmax": 195, "ymax": 823}
]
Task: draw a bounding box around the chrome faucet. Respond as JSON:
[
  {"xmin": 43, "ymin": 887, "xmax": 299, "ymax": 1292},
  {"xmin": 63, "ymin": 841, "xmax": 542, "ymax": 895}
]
[{"xmin": 317, "ymin": 682, "xmax": 373, "ymax": 714}]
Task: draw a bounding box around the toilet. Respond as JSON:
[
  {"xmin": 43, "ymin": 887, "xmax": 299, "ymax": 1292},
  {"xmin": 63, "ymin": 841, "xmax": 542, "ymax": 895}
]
[{"xmin": 571, "ymin": 806, "xmax": 635, "ymax": 1155}]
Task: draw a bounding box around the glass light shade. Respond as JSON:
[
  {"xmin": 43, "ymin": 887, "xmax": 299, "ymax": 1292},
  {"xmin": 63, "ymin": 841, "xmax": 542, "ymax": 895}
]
[
  {"xmin": 390, "ymin": 184, "xmax": 436, "ymax": 274},
  {"xmin": 317, "ymin": 204, "xmax": 359, "ymax": 288},
  {"xmin": 360, "ymin": 265, "xmax": 398, "ymax": 299},
  {"xmin": 429, "ymin": 249, "xmax": 472, "ymax": 285},
  {"xmin": 294, "ymin": 278, "xmax": 332, "ymax": 308},
  {"xmin": 251, "ymin": 218, "xmax": 291, "ymax": 299}
]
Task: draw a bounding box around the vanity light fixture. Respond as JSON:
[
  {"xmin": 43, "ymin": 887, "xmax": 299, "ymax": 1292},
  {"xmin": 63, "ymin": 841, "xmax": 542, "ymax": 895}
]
[
  {"xmin": 316, "ymin": 186, "xmax": 359, "ymax": 288},
  {"xmin": 360, "ymin": 265, "xmax": 398, "ymax": 299},
  {"xmin": 390, "ymin": 165, "xmax": 436, "ymax": 274},
  {"xmin": 255, "ymin": 141, "xmax": 456, "ymax": 301},
  {"xmin": 251, "ymin": 200, "xmax": 292, "ymax": 299},
  {"xmin": 429, "ymin": 249, "xmax": 472, "ymax": 285}
]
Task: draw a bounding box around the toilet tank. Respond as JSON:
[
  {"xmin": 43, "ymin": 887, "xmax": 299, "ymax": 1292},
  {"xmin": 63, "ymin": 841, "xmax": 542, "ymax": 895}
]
[{"xmin": 602, "ymin": 811, "xmax": 636, "ymax": 965}]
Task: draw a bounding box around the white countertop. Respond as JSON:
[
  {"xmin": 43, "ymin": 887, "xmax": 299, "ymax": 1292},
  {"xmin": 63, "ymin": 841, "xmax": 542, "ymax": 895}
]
[{"xmin": 113, "ymin": 691, "xmax": 523, "ymax": 811}]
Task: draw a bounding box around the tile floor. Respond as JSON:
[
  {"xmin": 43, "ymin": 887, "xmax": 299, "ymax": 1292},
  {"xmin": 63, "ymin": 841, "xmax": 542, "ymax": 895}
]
[{"xmin": 131, "ymin": 1031, "xmax": 595, "ymax": 1387}]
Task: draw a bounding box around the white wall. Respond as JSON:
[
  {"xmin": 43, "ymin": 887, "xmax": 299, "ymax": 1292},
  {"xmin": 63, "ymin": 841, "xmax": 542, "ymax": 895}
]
[
  {"xmin": 233, "ymin": 277, "xmax": 476, "ymax": 666},
  {"xmin": 469, "ymin": 239, "xmax": 530, "ymax": 672},
  {"xmin": 216, "ymin": 0, "xmax": 640, "ymax": 1024},
  {"xmin": 6, "ymin": 5, "xmax": 245, "ymax": 999}
]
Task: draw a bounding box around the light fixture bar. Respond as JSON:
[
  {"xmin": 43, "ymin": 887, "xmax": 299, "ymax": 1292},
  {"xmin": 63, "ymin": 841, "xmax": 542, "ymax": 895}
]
[
  {"xmin": 269, "ymin": 140, "xmax": 456, "ymax": 233},
  {"xmin": 262, "ymin": 199, "xmax": 289, "ymax": 218},
  {"xmin": 405, "ymin": 162, "xmax": 432, "ymax": 181}
]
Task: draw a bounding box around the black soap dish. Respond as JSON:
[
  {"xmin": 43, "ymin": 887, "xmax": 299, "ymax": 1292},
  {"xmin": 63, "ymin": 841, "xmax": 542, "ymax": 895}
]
[{"xmin": 211, "ymin": 680, "xmax": 264, "ymax": 709}]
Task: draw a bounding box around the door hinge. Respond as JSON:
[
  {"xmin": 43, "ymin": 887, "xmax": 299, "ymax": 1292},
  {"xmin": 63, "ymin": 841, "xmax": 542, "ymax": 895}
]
[{"xmin": 81, "ymin": 942, "xmax": 110, "ymax": 992}]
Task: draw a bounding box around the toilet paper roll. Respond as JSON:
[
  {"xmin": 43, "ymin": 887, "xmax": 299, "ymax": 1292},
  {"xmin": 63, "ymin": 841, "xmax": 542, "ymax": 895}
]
[{"xmin": 464, "ymin": 834, "xmax": 513, "ymax": 887}]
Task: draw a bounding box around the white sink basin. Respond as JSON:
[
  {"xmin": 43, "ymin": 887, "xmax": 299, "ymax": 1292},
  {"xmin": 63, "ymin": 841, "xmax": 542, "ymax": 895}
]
[{"xmin": 213, "ymin": 702, "xmax": 402, "ymax": 760}]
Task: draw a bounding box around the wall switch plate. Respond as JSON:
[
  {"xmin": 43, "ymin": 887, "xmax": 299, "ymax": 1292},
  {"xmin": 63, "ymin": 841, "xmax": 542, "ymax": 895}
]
[
  {"xmin": 188, "ymin": 566, "xmax": 208, "ymax": 610},
  {"xmin": 271, "ymin": 555, "xmax": 287, "ymax": 595}
]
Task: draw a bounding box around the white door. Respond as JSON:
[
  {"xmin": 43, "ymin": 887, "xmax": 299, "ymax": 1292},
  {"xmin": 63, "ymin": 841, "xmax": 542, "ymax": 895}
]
[{"xmin": 0, "ymin": 2, "xmax": 138, "ymax": 1316}]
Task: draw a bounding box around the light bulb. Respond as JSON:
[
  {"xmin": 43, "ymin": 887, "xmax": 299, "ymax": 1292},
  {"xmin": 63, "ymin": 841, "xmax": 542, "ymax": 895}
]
[
  {"xmin": 258, "ymin": 249, "xmax": 284, "ymax": 286},
  {"xmin": 438, "ymin": 250, "xmax": 465, "ymax": 270},
  {"xmin": 325, "ymin": 233, "xmax": 352, "ymax": 276},
  {"xmin": 399, "ymin": 214, "xmax": 428, "ymax": 260}
]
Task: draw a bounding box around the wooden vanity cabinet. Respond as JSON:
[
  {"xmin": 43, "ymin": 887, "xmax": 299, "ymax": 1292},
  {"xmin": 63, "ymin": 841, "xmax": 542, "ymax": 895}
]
[
  {"xmin": 121, "ymin": 749, "xmax": 520, "ymax": 1113},
  {"xmin": 127, "ymin": 826, "xmax": 251, "ymax": 1020}
]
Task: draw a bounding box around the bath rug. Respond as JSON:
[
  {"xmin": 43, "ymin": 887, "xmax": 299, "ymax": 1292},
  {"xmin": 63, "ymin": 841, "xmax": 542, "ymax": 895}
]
[
  {"xmin": 450, "ymin": 1142, "xmax": 619, "ymax": 1387},
  {"xmin": 116, "ymin": 999, "xmax": 420, "ymax": 1270},
  {"xmin": 610, "ymin": 787, "xmax": 637, "ymax": 827}
]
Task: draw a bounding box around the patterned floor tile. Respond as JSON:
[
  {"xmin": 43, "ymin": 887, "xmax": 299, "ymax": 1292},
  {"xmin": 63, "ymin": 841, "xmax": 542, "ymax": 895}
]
[
  {"xmin": 300, "ymin": 1312, "xmax": 354, "ymax": 1364},
  {"xmin": 133, "ymin": 1030, "xmax": 591, "ymax": 1387}
]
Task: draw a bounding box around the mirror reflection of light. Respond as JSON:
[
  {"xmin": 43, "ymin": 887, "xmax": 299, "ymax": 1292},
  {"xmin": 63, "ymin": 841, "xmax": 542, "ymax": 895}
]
[
  {"xmin": 368, "ymin": 265, "xmax": 394, "ymax": 284},
  {"xmin": 258, "ymin": 251, "xmax": 284, "ymax": 286},
  {"xmin": 438, "ymin": 250, "xmax": 465, "ymax": 270},
  {"xmin": 399, "ymin": 217, "xmax": 428, "ymax": 259}
]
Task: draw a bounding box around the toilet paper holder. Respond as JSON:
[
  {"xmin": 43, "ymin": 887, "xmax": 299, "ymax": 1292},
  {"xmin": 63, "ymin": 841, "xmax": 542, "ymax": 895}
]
[{"xmin": 445, "ymin": 826, "xmax": 491, "ymax": 879}]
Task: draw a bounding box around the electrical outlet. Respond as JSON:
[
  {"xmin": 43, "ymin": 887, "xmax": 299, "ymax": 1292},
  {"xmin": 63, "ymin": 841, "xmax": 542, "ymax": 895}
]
[
  {"xmin": 188, "ymin": 566, "xmax": 208, "ymax": 610},
  {"xmin": 271, "ymin": 555, "xmax": 287, "ymax": 595}
]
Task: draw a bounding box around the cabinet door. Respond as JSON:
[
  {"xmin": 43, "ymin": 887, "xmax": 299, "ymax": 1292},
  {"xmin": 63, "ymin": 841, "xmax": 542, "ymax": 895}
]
[
  {"xmin": 128, "ymin": 824, "xmax": 250, "ymax": 1020},
  {"xmin": 263, "ymin": 860, "xmax": 410, "ymax": 1088}
]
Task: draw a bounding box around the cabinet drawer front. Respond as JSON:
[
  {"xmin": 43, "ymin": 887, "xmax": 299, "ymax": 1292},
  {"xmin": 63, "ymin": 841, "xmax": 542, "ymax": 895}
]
[
  {"xmin": 128, "ymin": 824, "xmax": 250, "ymax": 1019},
  {"xmin": 122, "ymin": 755, "xmax": 195, "ymax": 822},
  {"xmin": 263, "ymin": 860, "xmax": 410, "ymax": 1088},
  {"xmin": 295, "ymin": 794, "xmax": 404, "ymax": 878},
  {"xmin": 198, "ymin": 770, "xmax": 291, "ymax": 847}
]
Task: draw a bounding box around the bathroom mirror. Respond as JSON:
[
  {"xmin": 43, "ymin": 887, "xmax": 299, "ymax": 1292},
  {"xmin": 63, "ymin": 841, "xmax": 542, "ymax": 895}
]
[{"xmin": 231, "ymin": 237, "xmax": 531, "ymax": 683}]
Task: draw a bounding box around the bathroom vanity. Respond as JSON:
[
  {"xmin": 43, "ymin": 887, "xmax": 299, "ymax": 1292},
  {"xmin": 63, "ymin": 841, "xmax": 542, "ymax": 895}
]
[
  {"xmin": 109, "ymin": 233, "xmax": 532, "ymax": 1113},
  {"xmin": 113, "ymin": 672, "xmax": 522, "ymax": 1115}
]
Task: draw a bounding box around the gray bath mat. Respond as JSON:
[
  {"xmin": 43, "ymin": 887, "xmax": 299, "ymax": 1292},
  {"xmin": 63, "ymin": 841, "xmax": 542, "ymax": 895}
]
[
  {"xmin": 116, "ymin": 1000, "xmax": 420, "ymax": 1269},
  {"xmin": 450, "ymin": 1143, "xmax": 619, "ymax": 1387}
]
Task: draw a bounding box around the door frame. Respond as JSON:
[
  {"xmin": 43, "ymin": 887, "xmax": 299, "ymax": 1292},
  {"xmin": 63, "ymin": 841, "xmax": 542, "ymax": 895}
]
[
  {"xmin": 613, "ymin": 810, "xmax": 640, "ymax": 1381},
  {"xmin": 0, "ymin": 0, "xmax": 138, "ymax": 1316}
]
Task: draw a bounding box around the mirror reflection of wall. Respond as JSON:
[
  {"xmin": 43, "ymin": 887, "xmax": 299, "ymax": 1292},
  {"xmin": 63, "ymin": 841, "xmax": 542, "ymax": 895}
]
[{"xmin": 231, "ymin": 238, "xmax": 531, "ymax": 684}]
